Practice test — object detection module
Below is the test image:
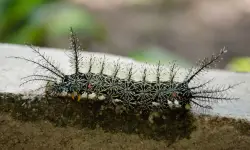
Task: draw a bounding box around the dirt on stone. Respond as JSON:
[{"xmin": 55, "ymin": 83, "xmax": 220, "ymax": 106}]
[
  {"xmin": 0, "ymin": 92, "xmax": 250, "ymax": 150},
  {"xmin": 0, "ymin": 113, "xmax": 250, "ymax": 150}
]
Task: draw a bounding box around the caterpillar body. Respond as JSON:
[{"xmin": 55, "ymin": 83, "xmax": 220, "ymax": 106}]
[{"xmin": 8, "ymin": 28, "xmax": 239, "ymax": 113}]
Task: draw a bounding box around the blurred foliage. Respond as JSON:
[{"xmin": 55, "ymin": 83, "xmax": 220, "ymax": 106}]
[
  {"xmin": 226, "ymin": 57, "xmax": 250, "ymax": 72},
  {"xmin": 2, "ymin": 0, "xmax": 242, "ymax": 73},
  {"xmin": 0, "ymin": 0, "xmax": 107, "ymax": 47},
  {"xmin": 128, "ymin": 46, "xmax": 193, "ymax": 68}
]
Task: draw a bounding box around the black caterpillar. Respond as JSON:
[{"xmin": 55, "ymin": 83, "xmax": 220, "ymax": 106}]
[{"xmin": 8, "ymin": 28, "xmax": 239, "ymax": 113}]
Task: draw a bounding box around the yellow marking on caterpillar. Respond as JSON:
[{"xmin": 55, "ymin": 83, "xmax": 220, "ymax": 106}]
[
  {"xmin": 71, "ymin": 91, "xmax": 77, "ymax": 100},
  {"xmin": 185, "ymin": 104, "xmax": 191, "ymax": 110},
  {"xmin": 77, "ymin": 94, "xmax": 81, "ymax": 102}
]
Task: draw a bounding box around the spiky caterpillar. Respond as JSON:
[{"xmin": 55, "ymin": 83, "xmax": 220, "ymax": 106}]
[{"xmin": 7, "ymin": 27, "xmax": 239, "ymax": 113}]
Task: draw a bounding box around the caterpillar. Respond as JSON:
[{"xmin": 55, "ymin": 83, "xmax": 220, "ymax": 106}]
[{"xmin": 7, "ymin": 27, "xmax": 239, "ymax": 113}]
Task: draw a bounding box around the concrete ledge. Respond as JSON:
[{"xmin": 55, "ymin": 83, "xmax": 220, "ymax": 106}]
[{"xmin": 0, "ymin": 43, "xmax": 250, "ymax": 120}]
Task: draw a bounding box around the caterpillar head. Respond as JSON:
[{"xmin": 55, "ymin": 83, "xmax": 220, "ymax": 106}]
[{"xmin": 45, "ymin": 73, "xmax": 88, "ymax": 101}]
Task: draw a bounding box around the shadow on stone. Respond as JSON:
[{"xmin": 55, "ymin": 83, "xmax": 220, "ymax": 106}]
[{"xmin": 0, "ymin": 92, "xmax": 197, "ymax": 144}]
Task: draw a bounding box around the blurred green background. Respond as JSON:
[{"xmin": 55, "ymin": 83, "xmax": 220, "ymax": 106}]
[
  {"xmin": 0, "ymin": 0, "xmax": 106, "ymax": 46},
  {"xmin": 1, "ymin": 0, "xmax": 250, "ymax": 71}
]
